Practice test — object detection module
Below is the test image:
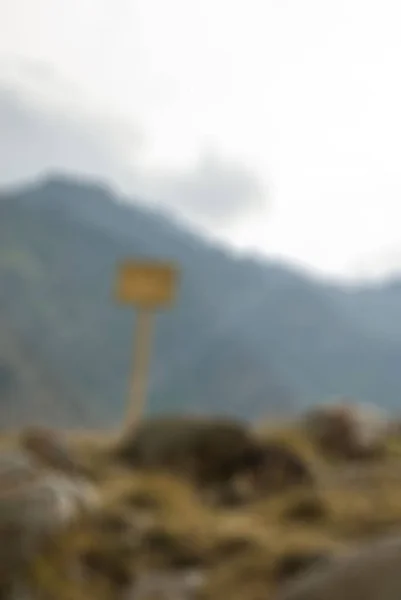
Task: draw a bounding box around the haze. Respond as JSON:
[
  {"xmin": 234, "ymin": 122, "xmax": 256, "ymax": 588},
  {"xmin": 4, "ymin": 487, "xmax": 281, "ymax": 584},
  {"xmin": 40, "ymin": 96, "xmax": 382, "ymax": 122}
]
[{"xmin": 1, "ymin": 0, "xmax": 401, "ymax": 280}]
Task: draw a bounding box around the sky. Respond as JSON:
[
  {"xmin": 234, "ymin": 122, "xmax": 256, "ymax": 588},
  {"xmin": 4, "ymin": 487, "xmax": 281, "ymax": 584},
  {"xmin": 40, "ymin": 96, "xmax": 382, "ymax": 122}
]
[{"xmin": 1, "ymin": 0, "xmax": 401, "ymax": 280}]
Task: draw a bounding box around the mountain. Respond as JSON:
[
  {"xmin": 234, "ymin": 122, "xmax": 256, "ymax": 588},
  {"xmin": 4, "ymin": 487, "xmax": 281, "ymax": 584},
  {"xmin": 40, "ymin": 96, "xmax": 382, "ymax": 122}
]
[
  {"xmin": 333, "ymin": 281, "xmax": 401, "ymax": 343},
  {"xmin": 1, "ymin": 174, "xmax": 401, "ymax": 428},
  {"xmin": 0, "ymin": 175, "xmax": 295, "ymax": 427}
]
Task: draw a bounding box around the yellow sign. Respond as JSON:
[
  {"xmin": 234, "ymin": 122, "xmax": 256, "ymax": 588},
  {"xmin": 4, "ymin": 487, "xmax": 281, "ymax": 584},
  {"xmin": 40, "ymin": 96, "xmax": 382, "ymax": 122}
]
[
  {"xmin": 115, "ymin": 259, "xmax": 180, "ymax": 434},
  {"xmin": 116, "ymin": 260, "xmax": 179, "ymax": 307}
]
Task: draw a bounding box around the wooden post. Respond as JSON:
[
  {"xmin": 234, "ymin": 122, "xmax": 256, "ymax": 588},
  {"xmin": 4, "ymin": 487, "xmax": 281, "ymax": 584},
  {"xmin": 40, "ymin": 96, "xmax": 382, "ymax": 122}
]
[{"xmin": 126, "ymin": 308, "xmax": 154, "ymax": 432}]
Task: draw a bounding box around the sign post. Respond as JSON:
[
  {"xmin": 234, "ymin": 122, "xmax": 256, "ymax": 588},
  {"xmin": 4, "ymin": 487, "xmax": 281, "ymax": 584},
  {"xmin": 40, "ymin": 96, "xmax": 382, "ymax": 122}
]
[{"xmin": 115, "ymin": 260, "xmax": 179, "ymax": 433}]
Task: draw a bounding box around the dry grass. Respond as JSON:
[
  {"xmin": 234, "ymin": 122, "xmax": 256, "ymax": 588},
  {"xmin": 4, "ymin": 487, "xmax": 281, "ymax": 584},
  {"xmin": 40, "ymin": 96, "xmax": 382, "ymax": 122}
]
[{"xmin": 6, "ymin": 420, "xmax": 401, "ymax": 599}]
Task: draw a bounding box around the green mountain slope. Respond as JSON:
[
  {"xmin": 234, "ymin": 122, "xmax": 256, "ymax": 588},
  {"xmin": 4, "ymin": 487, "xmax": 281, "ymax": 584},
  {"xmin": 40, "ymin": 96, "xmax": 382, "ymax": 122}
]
[
  {"xmin": 0, "ymin": 175, "xmax": 294, "ymax": 426},
  {"xmin": 1, "ymin": 174, "xmax": 401, "ymax": 427}
]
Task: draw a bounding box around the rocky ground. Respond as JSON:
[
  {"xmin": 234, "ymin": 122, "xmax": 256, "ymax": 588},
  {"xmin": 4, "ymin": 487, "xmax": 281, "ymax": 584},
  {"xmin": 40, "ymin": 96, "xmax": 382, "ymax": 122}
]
[{"xmin": 1, "ymin": 402, "xmax": 401, "ymax": 600}]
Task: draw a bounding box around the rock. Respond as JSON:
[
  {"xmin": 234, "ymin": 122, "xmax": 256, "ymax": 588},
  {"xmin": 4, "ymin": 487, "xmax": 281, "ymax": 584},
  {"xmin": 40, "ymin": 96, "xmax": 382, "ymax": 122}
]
[
  {"xmin": 115, "ymin": 416, "xmax": 268, "ymax": 492},
  {"xmin": 116, "ymin": 417, "xmax": 315, "ymax": 506},
  {"xmin": 19, "ymin": 426, "xmax": 90, "ymax": 477},
  {"xmin": 222, "ymin": 442, "xmax": 315, "ymax": 507},
  {"xmin": 304, "ymin": 400, "xmax": 389, "ymax": 461},
  {"xmin": 125, "ymin": 569, "xmax": 205, "ymax": 600},
  {"xmin": 0, "ymin": 450, "xmax": 99, "ymax": 582},
  {"xmin": 254, "ymin": 442, "xmax": 315, "ymax": 492},
  {"xmin": 272, "ymin": 534, "xmax": 401, "ymax": 600},
  {"xmin": 273, "ymin": 551, "xmax": 331, "ymax": 585}
]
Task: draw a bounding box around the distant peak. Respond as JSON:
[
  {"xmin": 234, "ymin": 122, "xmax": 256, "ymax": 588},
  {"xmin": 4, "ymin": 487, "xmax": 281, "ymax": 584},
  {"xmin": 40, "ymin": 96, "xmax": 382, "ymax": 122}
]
[{"xmin": 36, "ymin": 171, "xmax": 115, "ymax": 199}]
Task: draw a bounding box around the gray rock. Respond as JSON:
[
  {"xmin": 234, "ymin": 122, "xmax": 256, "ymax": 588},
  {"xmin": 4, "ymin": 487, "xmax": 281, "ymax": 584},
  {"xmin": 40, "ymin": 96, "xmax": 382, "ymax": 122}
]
[
  {"xmin": 304, "ymin": 400, "xmax": 389, "ymax": 460},
  {"xmin": 0, "ymin": 450, "xmax": 99, "ymax": 577},
  {"xmin": 19, "ymin": 426, "xmax": 90, "ymax": 476},
  {"xmin": 125, "ymin": 569, "xmax": 205, "ymax": 600},
  {"xmin": 272, "ymin": 534, "xmax": 401, "ymax": 600}
]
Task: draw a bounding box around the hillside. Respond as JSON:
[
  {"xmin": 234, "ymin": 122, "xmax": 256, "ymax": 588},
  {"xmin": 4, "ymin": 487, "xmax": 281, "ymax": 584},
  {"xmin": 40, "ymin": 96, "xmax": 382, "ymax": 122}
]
[
  {"xmin": 3, "ymin": 408, "xmax": 401, "ymax": 599},
  {"xmin": 1, "ymin": 174, "xmax": 401, "ymax": 427}
]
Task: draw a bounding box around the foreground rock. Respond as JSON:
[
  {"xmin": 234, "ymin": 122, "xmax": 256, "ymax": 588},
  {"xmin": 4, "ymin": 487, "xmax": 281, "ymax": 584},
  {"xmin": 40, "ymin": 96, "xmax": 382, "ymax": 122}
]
[
  {"xmin": 125, "ymin": 569, "xmax": 204, "ymax": 600},
  {"xmin": 252, "ymin": 441, "xmax": 315, "ymax": 492},
  {"xmin": 304, "ymin": 400, "xmax": 389, "ymax": 461},
  {"xmin": 0, "ymin": 450, "xmax": 99, "ymax": 589},
  {"xmin": 116, "ymin": 417, "xmax": 265, "ymax": 497},
  {"xmin": 19, "ymin": 425, "xmax": 91, "ymax": 477},
  {"xmin": 115, "ymin": 416, "xmax": 315, "ymax": 505},
  {"xmin": 272, "ymin": 534, "xmax": 401, "ymax": 600},
  {"xmin": 274, "ymin": 551, "xmax": 331, "ymax": 585},
  {"xmin": 115, "ymin": 417, "xmax": 258, "ymax": 477}
]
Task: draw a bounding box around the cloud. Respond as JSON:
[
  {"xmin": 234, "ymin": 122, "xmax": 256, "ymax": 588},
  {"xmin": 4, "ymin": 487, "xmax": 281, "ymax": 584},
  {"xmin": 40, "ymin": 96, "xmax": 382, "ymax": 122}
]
[
  {"xmin": 0, "ymin": 61, "xmax": 267, "ymax": 227},
  {"xmin": 349, "ymin": 247, "xmax": 401, "ymax": 281},
  {"xmin": 0, "ymin": 75, "xmax": 142, "ymax": 190},
  {"xmin": 135, "ymin": 154, "xmax": 266, "ymax": 227}
]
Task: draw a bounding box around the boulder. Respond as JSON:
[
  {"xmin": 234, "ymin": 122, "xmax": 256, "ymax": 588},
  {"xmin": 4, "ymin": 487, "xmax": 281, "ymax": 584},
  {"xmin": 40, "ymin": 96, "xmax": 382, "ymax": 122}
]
[
  {"xmin": 0, "ymin": 450, "xmax": 99, "ymax": 585},
  {"xmin": 115, "ymin": 416, "xmax": 266, "ymax": 488},
  {"xmin": 116, "ymin": 417, "xmax": 315, "ymax": 505},
  {"xmin": 304, "ymin": 400, "xmax": 389, "ymax": 460},
  {"xmin": 223, "ymin": 442, "xmax": 315, "ymax": 506},
  {"xmin": 253, "ymin": 441, "xmax": 315, "ymax": 492},
  {"xmin": 19, "ymin": 426, "xmax": 90, "ymax": 476},
  {"xmin": 126, "ymin": 569, "xmax": 205, "ymax": 600},
  {"xmin": 272, "ymin": 534, "xmax": 401, "ymax": 600},
  {"xmin": 274, "ymin": 551, "xmax": 331, "ymax": 585}
]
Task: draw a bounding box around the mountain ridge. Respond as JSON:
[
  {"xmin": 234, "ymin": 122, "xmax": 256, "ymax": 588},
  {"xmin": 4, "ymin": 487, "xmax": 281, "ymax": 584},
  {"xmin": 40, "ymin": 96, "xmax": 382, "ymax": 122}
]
[{"xmin": 1, "ymin": 174, "xmax": 401, "ymax": 427}]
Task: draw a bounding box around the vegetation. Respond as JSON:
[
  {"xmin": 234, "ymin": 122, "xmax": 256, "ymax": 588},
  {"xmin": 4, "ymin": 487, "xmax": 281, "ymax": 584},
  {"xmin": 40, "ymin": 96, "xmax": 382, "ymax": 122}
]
[
  {"xmin": 4, "ymin": 174, "xmax": 401, "ymax": 595},
  {"xmin": 1, "ymin": 414, "xmax": 401, "ymax": 599}
]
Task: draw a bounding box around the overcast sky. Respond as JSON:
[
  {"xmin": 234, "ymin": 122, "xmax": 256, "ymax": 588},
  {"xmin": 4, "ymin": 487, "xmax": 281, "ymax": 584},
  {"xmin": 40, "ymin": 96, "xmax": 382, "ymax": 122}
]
[{"xmin": 1, "ymin": 0, "xmax": 401, "ymax": 279}]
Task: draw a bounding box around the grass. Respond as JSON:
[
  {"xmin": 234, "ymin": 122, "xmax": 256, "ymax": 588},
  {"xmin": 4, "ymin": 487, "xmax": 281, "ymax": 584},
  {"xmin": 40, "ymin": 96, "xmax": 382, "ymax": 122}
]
[{"xmin": 6, "ymin": 420, "xmax": 401, "ymax": 599}]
